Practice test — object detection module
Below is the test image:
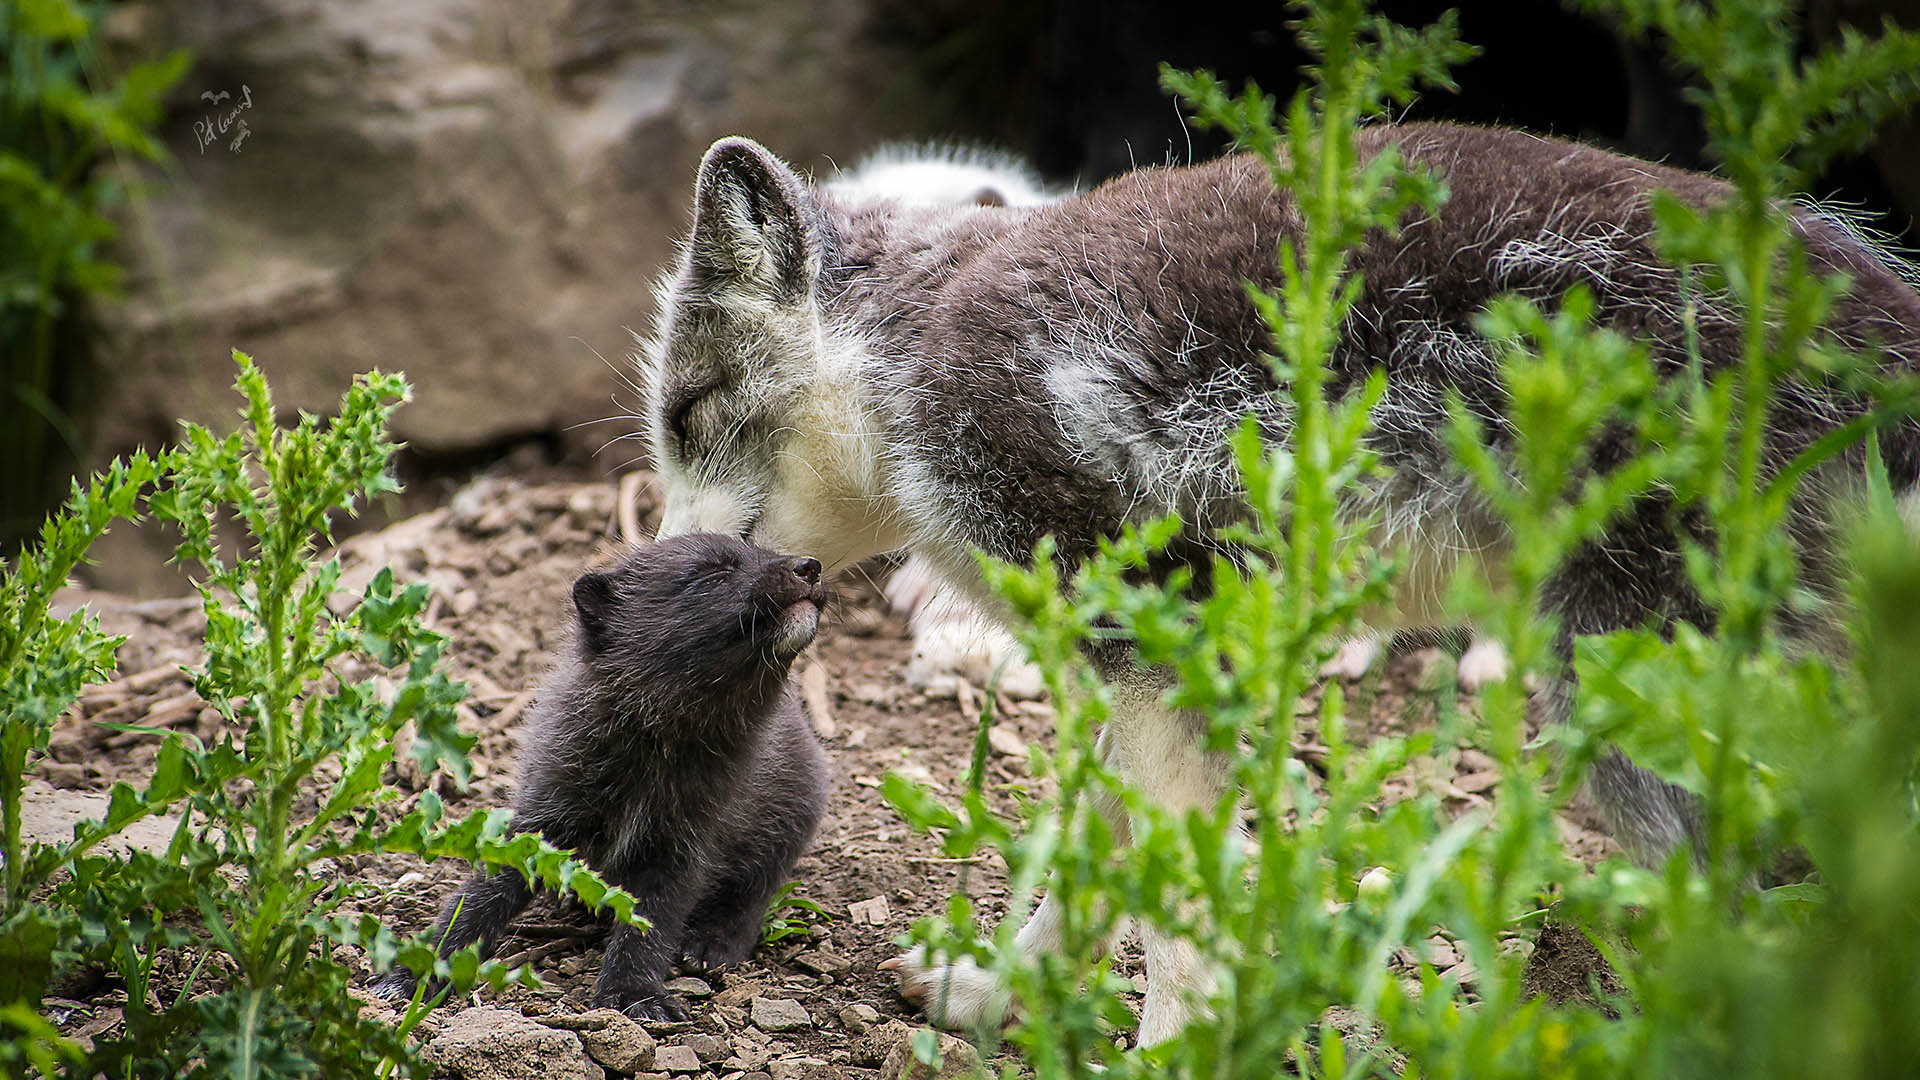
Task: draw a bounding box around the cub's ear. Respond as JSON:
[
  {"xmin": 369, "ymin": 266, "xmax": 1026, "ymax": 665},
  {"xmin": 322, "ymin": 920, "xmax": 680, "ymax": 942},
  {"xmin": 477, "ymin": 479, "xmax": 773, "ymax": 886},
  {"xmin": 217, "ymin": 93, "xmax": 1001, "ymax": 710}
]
[
  {"xmin": 690, "ymin": 137, "xmax": 819, "ymax": 299},
  {"xmin": 572, "ymin": 571, "xmax": 618, "ymax": 652}
]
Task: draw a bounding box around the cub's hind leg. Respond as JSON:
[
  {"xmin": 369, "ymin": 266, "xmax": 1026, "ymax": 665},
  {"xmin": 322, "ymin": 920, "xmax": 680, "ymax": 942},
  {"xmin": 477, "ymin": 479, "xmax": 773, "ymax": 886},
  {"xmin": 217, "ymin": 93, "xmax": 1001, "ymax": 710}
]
[{"xmin": 372, "ymin": 865, "xmax": 535, "ymax": 1003}]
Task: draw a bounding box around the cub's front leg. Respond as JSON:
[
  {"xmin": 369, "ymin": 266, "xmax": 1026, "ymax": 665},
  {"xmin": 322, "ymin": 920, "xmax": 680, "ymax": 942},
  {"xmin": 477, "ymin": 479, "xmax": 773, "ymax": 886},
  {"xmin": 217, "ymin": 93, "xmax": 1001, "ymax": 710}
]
[{"xmin": 591, "ymin": 856, "xmax": 704, "ymax": 1021}]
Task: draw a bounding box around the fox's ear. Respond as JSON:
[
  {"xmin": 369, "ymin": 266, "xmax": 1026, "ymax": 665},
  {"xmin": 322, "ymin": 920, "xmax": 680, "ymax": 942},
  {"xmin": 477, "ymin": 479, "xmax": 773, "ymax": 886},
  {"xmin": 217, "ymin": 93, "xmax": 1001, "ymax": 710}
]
[
  {"xmin": 572, "ymin": 570, "xmax": 617, "ymax": 651},
  {"xmin": 690, "ymin": 137, "xmax": 818, "ymax": 299}
]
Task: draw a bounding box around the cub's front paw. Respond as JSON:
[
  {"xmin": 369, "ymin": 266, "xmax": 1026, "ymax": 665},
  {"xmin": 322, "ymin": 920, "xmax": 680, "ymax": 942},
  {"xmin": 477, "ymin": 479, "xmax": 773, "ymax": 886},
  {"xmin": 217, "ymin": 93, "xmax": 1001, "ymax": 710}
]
[
  {"xmin": 369, "ymin": 970, "xmax": 417, "ymax": 1003},
  {"xmin": 594, "ymin": 983, "xmax": 688, "ymax": 1023},
  {"xmin": 372, "ymin": 969, "xmax": 452, "ymax": 1007},
  {"xmin": 878, "ymin": 947, "xmax": 1011, "ymax": 1031},
  {"xmin": 679, "ymin": 930, "xmax": 755, "ymax": 973}
]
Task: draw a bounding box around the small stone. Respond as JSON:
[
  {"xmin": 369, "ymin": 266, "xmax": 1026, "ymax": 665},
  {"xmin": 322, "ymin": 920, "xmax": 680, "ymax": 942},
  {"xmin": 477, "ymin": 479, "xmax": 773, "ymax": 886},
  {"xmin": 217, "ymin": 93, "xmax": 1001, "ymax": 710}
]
[
  {"xmin": 712, "ymin": 979, "xmax": 764, "ymax": 1007},
  {"xmin": 838, "ymin": 1003, "xmax": 880, "ymax": 1035},
  {"xmin": 581, "ymin": 1012, "xmax": 656, "ymax": 1072},
  {"xmin": 40, "ymin": 761, "xmax": 86, "ymax": 788},
  {"xmin": 722, "ymin": 1044, "xmax": 773, "ymax": 1072},
  {"xmin": 538, "ymin": 1009, "xmax": 617, "ymax": 1032},
  {"xmin": 792, "ymin": 949, "xmax": 850, "ymax": 977},
  {"xmin": 881, "ymin": 1028, "xmax": 980, "ymax": 1080},
  {"xmin": 848, "ymin": 895, "xmax": 891, "ymax": 926},
  {"xmin": 768, "ymin": 1058, "xmax": 832, "ymax": 1080},
  {"xmin": 652, "ymin": 1043, "xmax": 704, "ymax": 1073},
  {"xmin": 749, "ymin": 997, "xmax": 812, "ymax": 1033},
  {"xmin": 1356, "ymin": 866, "xmax": 1393, "ymax": 902},
  {"xmin": 986, "ymin": 724, "xmax": 1028, "ymax": 759},
  {"xmin": 556, "ymin": 954, "xmax": 592, "ymax": 978},
  {"xmin": 664, "ymin": 976, "xmax": 713, "ymax": 998},
  {"xmin": 469, "ymin": 505, "xmax": 515, "ymax": 537},
  {"xmin": 678, "ymin": 1033, "xmax": 731, "ymax": 1064}
]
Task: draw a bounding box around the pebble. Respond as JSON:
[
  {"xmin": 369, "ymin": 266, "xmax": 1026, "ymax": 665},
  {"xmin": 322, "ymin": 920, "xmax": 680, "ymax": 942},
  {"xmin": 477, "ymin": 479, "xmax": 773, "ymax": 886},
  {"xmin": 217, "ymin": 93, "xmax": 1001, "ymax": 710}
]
[
  {"xmin": 749, "ymin": 997, "xmax": 812, "ymax": 1033},
  {"xmin": 711, "ymin": 979, "xmax": 764, "ymax": 1007},
  {"xmin": 986, "ymin": 724, "xmax": 1028, "ymax": 759},
  {"xmin": 792, "ymin": 949, "xmax": 850, "ymax": 977},
  {"xmin": 537, "ymin": 1009, "xmax": 617, "ymax": 1032},
  {"xmin": 768, "ymin": 1058, "xmax": 831, "ymax": 1080},
  {"xmin": 849, "ymin": 1020, "xmax": 911, "ymax": 1067},
  {"xmin": 847, "ymin": 895, "xmax": 891, "ymax": 926},
  {"xmin": 652, "ymin": 1043, "xmax": 703, "ymax": 1073},
  {"xmin": 838, "ymin": 1003, "xmax": 880, "ymax": 1035},
  {"xmin": 664, "ymin": 976, "xmax": 713, "ymax": 998},
  {"xmin": 422, "ymin": 1005, "xmax": 605, "ymax": 1080},
  {"xmin": 678, "ymin": 1033, "xmax": 731, "ymax": 1064},
  {"xmin": 722, "ymin": 1045, "xmax": 773, "ymax": 1072}
]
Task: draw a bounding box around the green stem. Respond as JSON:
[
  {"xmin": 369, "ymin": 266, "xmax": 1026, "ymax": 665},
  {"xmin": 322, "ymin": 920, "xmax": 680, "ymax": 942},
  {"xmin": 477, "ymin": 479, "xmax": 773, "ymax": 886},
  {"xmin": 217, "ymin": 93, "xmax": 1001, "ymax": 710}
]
[{"xmin": 1, "ymin": 732, "xmax": 24, "ymax": 910}]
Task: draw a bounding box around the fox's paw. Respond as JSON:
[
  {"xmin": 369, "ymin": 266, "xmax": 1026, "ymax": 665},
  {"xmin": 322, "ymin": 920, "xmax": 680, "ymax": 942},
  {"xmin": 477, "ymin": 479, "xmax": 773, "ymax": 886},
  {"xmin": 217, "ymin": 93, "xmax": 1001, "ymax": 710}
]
[
  {"xmin": 1320, "ymin": 635, "xmax": 1382, "ymax": 681},
  {"xmin": 1455, "ymin": 637, "xmax": 1512, "ymax": 692},
  {"xmin": 878, "ymin": 947, "xmax": 1011, "ymax": 1031},
  {"xmin": 906, "ymin": 618, "xmax": 1046, "ymax": 701}
]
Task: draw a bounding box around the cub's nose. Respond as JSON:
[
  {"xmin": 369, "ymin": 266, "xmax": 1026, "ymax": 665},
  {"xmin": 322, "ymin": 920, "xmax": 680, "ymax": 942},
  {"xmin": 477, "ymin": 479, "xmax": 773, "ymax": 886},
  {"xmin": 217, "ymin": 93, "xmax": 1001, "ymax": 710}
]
[{"xmin": 791, "ymin": 557, "xmax": 822, "ymax": 586}]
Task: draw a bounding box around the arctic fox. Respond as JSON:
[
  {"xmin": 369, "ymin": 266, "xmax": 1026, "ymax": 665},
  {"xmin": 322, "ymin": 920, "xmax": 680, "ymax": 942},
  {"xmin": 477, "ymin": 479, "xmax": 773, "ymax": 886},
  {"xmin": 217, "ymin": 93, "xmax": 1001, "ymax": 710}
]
[{"xmin": 635, "ymin": 124, "xmax": 1920, "ymax": 1043}]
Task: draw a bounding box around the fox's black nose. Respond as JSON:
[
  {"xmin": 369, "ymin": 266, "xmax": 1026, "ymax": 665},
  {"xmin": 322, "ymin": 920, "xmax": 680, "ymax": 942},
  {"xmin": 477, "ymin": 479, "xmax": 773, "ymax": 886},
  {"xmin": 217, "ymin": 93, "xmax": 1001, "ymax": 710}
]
[{"xmin": 791, "ymin": 557, "xmax": 821, "ymax": 586}]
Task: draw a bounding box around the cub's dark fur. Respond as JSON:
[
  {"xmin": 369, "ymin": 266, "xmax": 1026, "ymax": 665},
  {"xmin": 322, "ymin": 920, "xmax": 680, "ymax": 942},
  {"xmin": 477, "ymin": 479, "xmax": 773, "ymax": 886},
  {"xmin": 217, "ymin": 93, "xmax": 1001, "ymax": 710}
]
[{"xmin": 378, "ymin": 534, "xmax": 829, "ymax": 1020}]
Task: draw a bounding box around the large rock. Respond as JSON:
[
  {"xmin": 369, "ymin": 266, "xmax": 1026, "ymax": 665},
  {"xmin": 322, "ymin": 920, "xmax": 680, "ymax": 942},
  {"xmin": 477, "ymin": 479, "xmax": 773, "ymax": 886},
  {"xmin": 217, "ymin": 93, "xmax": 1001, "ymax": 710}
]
[
  {"xmin": 92, "ymin": 0, "xmax": 931, "ymax": 473},
  {"xmin": 423, "ymin": 1006, "xmax": 605, "ymax": 1080},
  {"xmin": 17, "ymin": 778, "xmax": 180, "ymax": 855},
  {"xmin": 880, "ymin": 1028, "xmax": 981, "ymax": 1080}
]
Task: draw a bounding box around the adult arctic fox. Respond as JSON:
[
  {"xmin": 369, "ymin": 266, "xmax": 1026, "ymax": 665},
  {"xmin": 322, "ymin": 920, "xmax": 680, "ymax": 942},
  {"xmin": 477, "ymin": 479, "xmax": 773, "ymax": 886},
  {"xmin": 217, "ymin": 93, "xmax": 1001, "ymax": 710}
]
[{"xmin": 637, "ymin": 124, "xmax": 1920, "ymax": 1044}]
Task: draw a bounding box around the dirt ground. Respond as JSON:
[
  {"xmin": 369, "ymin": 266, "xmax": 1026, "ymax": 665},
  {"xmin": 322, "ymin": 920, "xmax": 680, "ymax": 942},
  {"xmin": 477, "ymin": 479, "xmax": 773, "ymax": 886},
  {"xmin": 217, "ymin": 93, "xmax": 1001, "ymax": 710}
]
[{"xmin": 35, "ymin": 472, "xmax": 1619, "ymax": 1078}]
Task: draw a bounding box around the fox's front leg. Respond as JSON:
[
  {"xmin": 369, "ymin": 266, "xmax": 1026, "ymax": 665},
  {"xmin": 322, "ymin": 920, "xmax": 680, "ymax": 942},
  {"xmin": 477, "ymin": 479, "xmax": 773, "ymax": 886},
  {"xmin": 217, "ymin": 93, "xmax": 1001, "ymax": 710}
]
[{"xmin": 886, "ymin": 677, "xmax": 1227, "ymax": 1046}]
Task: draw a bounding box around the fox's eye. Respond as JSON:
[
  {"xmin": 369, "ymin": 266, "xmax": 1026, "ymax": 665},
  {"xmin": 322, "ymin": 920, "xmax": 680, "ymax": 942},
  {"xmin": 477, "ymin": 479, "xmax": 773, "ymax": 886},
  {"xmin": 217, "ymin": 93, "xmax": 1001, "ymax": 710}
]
[{"xmin": 664, "ymin": 385, "xmax": 714, "ymax": 453}]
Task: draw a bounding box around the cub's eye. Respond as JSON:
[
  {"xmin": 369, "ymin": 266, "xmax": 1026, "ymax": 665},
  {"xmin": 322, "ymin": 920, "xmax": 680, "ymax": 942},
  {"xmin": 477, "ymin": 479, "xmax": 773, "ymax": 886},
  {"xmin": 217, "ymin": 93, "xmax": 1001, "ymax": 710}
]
[{"xmin": 680, "ymin": 562, "xmax": 736, "ymax": 590}]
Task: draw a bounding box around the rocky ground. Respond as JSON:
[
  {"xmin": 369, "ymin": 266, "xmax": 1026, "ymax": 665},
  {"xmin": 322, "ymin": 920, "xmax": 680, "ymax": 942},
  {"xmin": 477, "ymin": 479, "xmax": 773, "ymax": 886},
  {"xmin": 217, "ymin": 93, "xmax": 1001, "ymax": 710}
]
[{"xmin": 32, "ymin": 472, "xmax": 1618, "ymax": 1079}]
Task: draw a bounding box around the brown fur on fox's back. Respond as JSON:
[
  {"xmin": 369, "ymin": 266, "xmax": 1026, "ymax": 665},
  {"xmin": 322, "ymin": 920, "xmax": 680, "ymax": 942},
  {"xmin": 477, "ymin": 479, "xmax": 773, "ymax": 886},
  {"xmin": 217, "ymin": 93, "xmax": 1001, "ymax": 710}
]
[{"xmin": 834, "ymin": 121, "xmax": 1918, "ymax": 587}]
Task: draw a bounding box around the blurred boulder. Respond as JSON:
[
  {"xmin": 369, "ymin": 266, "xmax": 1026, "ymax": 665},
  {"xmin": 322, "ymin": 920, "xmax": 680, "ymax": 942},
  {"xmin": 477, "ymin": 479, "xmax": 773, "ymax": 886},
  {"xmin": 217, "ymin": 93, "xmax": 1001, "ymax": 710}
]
[{"xmin": 98, "ymin": 0, "xmax": 915, "ymax": 465}]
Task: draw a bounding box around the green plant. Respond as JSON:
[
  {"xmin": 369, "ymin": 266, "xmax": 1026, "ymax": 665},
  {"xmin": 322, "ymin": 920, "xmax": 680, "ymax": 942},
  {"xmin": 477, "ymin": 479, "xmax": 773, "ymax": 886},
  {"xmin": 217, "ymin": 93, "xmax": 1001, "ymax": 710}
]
[
  {"xmin": 760, "ymin": 881, "xmax": 833, "ymax": 946},
  {"xmin": 1, "ymin": 448, "xmax": 158, "ymax": 1074},
  {"xmin": 1, "ymin": 354, "xmax": 640, "ymax": 1077},
  {"xmin": 883, "ymin": 1, "xmax": 1920, "ymax": 1077},
  {"xmin": 1, "ymin": 0, "xmax": 188, "ymax": 552}
]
